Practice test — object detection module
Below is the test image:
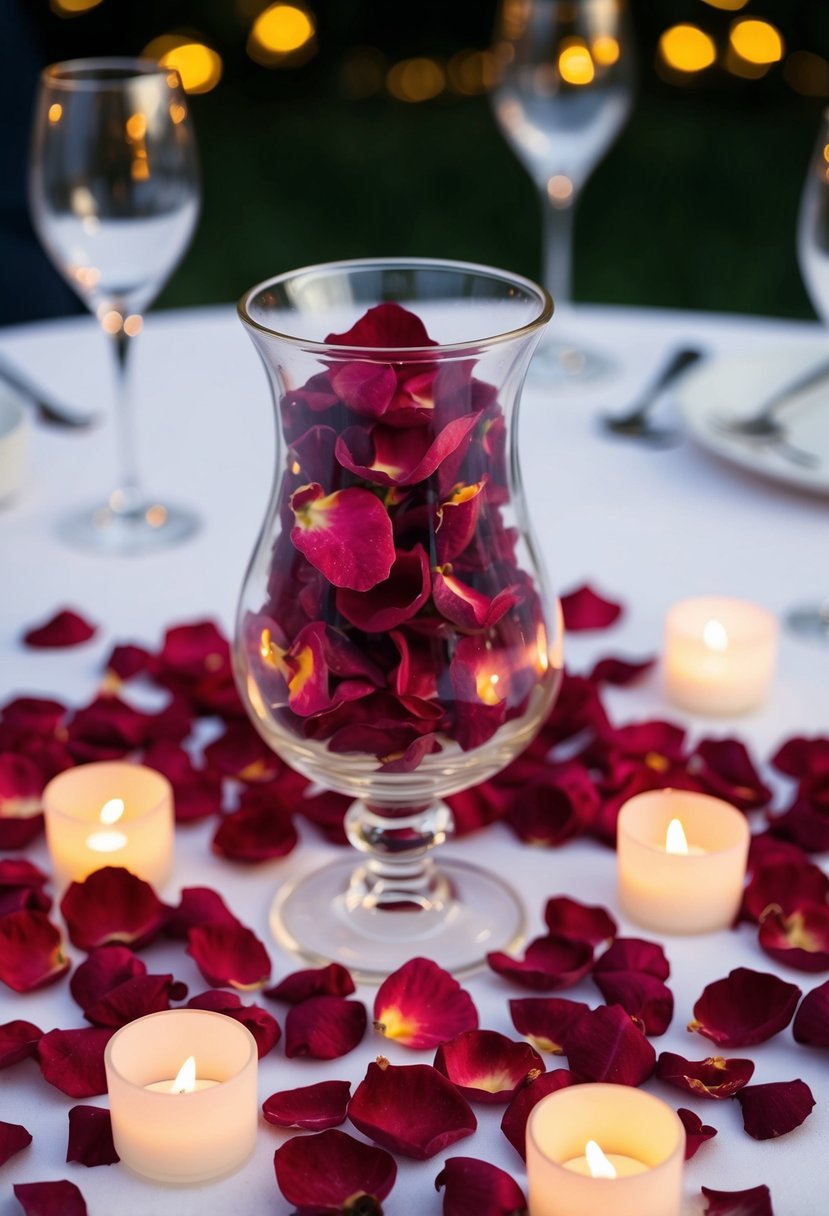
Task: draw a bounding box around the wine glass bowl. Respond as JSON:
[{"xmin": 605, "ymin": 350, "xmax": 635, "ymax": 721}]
[{"xmin": 29, "ymin": 58, "xmax": 201, "ymax": 554}]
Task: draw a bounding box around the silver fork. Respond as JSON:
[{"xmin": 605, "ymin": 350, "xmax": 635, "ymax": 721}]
[
  {"xmin": 0, "ymin": 354, "xmax": 99, "ymax": 430},
  {"xmin": 709, "ymin": 355, "xmax": 829, "ymax": 468}
]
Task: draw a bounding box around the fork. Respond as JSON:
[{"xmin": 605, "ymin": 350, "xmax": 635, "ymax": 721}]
[
  {"xmin": 601, "ymin": 346, "xmax": 704, "ymax": 445},
  {"xmin": 0, "ymin": 354, "xmax": 99, "ymax": 429}
]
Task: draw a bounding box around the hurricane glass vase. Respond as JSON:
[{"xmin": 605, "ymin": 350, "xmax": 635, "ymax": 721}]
[{"xmin": 234, "ymin": 258, "xmax": 562, "ymax": 979}]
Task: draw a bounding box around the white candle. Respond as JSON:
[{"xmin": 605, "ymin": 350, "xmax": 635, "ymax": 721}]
[
  {"xmin": 617, "ymin": 789, "xmax": 749, "ymax": 934},
  {"xmin": 43, "ymin": 762, "xmax": 174, "ymax": 888},
  {"xmin": 664, "ymin": 596, "xmax": 777, "ymax": 715}
]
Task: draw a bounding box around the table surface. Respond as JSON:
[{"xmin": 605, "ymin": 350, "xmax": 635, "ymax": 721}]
[{"xmin": 1, "ymin": 303, "xmax": 828, "ymax": 1216}]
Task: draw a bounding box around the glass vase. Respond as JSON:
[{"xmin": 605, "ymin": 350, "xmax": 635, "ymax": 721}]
[{"xmin": 234, "ymin": 258, "xmax": 562, "ymax": 979}]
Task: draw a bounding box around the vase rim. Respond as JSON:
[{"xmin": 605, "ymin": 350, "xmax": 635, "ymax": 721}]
[{"xmin": 237, "ymin": 256, "xmax": 553, "ymax": 355}]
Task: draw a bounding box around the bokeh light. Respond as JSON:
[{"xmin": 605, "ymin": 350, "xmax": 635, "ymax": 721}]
[
  {"xmin": 558, "ymin": 42, "xmax": 595, "ymax": 86},
  {"xmin": 658, "ymin": 25, "xmax": 716, "ymax": 74},
  {"xmin": 387, "ymin": 58, "xmax": 445, "ymax": 103},
  {"xmin": 784, "ymin": 51, "xmax": 829, "ymax": 97},
  {"xmin": 248, "ymin": 4, "xmax": 317, "ymax": 67},
  {"xmin": 447, "ymin": 50, "xmax": 498, "ymax": 95},
  {"xmin": 700, "ymin": 0, "xmax": 748, "ymax": 9},
  {"xmin": 142, "ymin": 35, "xmax": 223, "ymax": 94},
  {"xmin": 729, "ymin": 19, "xmax": 784, "ymax": 66},
  {"xmin": 50, "ymin": 0, "xmax": 103, "ymax": 15}
]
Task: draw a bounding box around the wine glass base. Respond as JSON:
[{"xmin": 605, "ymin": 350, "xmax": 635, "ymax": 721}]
[
  {"xmin": 530, "ymin": 336, "xmax": 613, "ymax": 383},
  {"xmin": 57, "ymin": 498, "xmax": 200, "ymax": 556},
  {"xmin": 786, "ymin": 604, "xmax": 829, "ymax": 644},
  {"xmin": 269, "ymin": 855, "xmax": 526, "ymax": 983}
]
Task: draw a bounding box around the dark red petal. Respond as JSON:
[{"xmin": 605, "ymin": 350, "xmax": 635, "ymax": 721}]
[
  {"xmin": 0, "ymin": 1019, "xmax": 43, "ymax": 1068},
  {"xmin": 102, "ymin": 643, "xmax": 156, "ymax": 685},
  {"xmin": 23, "ymin": 608, "xmax": 97, "ymax": 648},
  {"xmin": 792, "ymin": 978, "xmax": 829, "ymax": 1047},
  {"xmin": 0, "ymin": 695, "xmax": 67, "ymax": 735},
  {"xmin": 735, "ymin": 1079, "xmax": 815, "ymax": 1140},
  {"xmin": 691, "ymin": 737, "xmax": 772, "ymax": 812},
  {"xmin": 0, "ymin": 910, "xmax": 69, "ymax": 992},
  {"xmin": 13, "ymin": 1181, "xmax": 88, "ymax": 1216},
  {"xmin": 265, "ymin": 962, "xmax": 356, "ymax": 1004},
  {"xmin": 560, "ymin": 584, "xmax": 623, "ymax": 631},
  {"xmin": 142, "ymin": 740, "xmax": 222, "ymax": 823},
  {"xmin": 436, "ymin": 1156, "xmax": 527, "ymax": 1216},
  {"xmin": 60, "ymin": 867, "xmax": 167, "ymax": 952},
  {"xmin": 212, "ymin": 801, "xmax": 298, "ymax": 862},
  {"xmin": 285, "ymin": 995, "xmax": 367, "ymax": 1060},
  {"xmin": 326, "ymin": 301, "xmax": 437, "ymax": 349},
  {"xmin": 508, "ymin": 997, "xmax": 588, "ymax": 1054},
  {"xmin": 677, "ymin": 1107, "xmax": 717, "ymax": 1159},
  {"xmin": 593, "ymin": 971, "xmax": 674, "ymax": 1036},
  {"xmin": 500, "ymin": 1068, "xmax": 577, "ymax": 1161},
  {"xmin": 543, "ymin": 895, "xmax": 616, "ymax": 946},
  {"xmin": 701, "ymin": 1185, "xmax": 774, "ymax": 1216},
  {"xmin": 656, "ymin": 1051, "xmax": 754, "ymax": 1099},
  {"xmin": 374, "ymin": 957, "xmax": 478, "ymax": 1049},
  {"xmin": 69, "ymin": 946, "xmax": 146, "ymax": 1012},
  {"xmin": 564, "ymin": 1003, "xmax": 656, "ymax": 1085},
  {"xmin": 157, "ymin": 618, "xmax": 231, "ymax": 684},
  {"xmin": 758, "ymin": 904, "xmax": 829, "ymax": 972},
  {"xmin": 487, "ymin": 934, "xmax": 594, "ymax": 992},
  {"xmin": 771, "ymin": 735, "xmax": 829, "ymax": 780},
  {"xmin": 592, "ymin": 936, "xmax": 670, "ymax": 979},
  {"xmin": 203, "ymin": 720, "xmax": 282, "ymax": 783},
  {"xmin": 337, "ymin": 545, "xmax": 431, "ymax": 632},
  {"xmin": 263, "ymin": 1080, "xmax": 352, "ymax": 1130},
  {"xmin": 186, "ymin": 921, "xmax": 271, "ymax": 990},
  {"xmin": 588, "ymin": 655, "xmax": 655, "ymax": 686},
  {"xmin": 38, "ymin": 1028, "xmax": 114, "ymax": 1097},
  {"xmin": 291, "ymin": 482, "xmax": 395, "ymax": 590},
  {"xmin": 741, "ymin": 859, "xmax": 829, "ymax": 924},
  {"xmin": 164, "ymin": 886, "xmax": 240, "ymax": 938},
  {"xmin": 434, "ymin": 1029, "xmax": 544, "ymax": 1105},
  {"xmin": 330, "ymin": 360, "xmax": 397, "ymax": 418},
  {"xmin": 274, "ymin": 1127, "xmax": 397, "ymax": 1210},
  {"xmin": 689, "ymin": 968, "xmax": 801, "ymax": 1047},
  {"xmin": 0, "ymin": 753, "xmax": 45, "ymax": 849},
  {"xmin": 66, "ymin": 1106, "xmax": 119, "ymax": 1166},
  {"xmin": 186, "ymin": 989, "xmax": 281, "ymax": 1058},
  {"xmin": 0, "ymin": 858, "xmax": 51, "ymax": 917},
  {"xmin": 0, "ymin": 1121, "xmax": 32, "ymax": 1166},
  {"xmin": 348, "ymin": 1059, "xmax": 477, "ymax": 1160},
  {"xmin": 83, "ymin": 973, "xmax": 184, "ymax": 1027}
]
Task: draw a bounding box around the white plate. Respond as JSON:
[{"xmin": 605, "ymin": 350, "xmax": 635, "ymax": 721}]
[{"xmin": 676, "ymin": 348, "xmax": 829, "ymax": 495}]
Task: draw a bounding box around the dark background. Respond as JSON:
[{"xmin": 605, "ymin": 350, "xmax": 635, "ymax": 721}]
[{"xmin": 5, "ymin": 0, "xmax": 829, "ymax": 325}]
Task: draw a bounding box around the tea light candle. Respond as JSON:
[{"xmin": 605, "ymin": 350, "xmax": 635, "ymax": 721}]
[
  {"xmin": 105, "ymin": 1009, "xmax": 258, "ymax": 1184},
  {"xmin": 526, "ymin": 1083, "xmax": 684, "ymax": 1216},
  {"xmin": 617, "ymin": 789, "xmax": 750, "ymax": 934},
  {"xmin": 43, "ymin": 761, "xmax": 174, "ymax": 888},
  {"xmin": 664, "ymin": 596, "xmax": 777, "ymax": 715}
]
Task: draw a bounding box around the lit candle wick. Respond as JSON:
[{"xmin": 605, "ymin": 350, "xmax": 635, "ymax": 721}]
[
  {"xmin": 171, "ymin": 1055, "xmax": 197, "ymax": 1094},
  {"xmin": 99, "ymin": 797, "xmax": 125, "ymax": 825},
  {"xmin": 585, "ymin": 1139, "xmax": 617, "ymax": 1179},
  {"xmin": 702, "ymin": 618, "xmax": 728, "ymax": 651},
  {"xmin": 86, "ymin": 796, "xmax": 128, "ymax": 854},
  {"xmin": 665, "ymin": 817, "xmax": 689, "ymax": 855}
]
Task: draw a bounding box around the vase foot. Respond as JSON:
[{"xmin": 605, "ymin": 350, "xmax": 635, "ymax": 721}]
[{"xmin": 269, "ymin": 856, "xmax": 526, "ymax": 983}]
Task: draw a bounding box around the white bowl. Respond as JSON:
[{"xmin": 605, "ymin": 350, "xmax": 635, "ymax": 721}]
[{"xmin": 0, "ymin": 390, "xmax": 28, "ymax": 505}]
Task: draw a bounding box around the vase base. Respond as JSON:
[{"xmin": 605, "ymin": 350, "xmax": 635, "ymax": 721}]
[
  {"xmin": 58, "ymin": 498, "xmax": 200, "ymax": 555},
  {"xmin": 529, "ymin": 336, "xmax": 612, "ymax": 383},
  {"xmin": 269, "ymin": 856, "xmax": 526, "ymax": 983}
]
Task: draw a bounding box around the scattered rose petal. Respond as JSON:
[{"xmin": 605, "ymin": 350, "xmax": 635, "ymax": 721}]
[
  {"xmin": 164, "ymin": 886, "xmax": 240, "ymax": 938},
  {"xmin": 792, "ymin": 978, "xmax": 829, "ymax": 1047},
  {"xmin": 186, "ymin": 989, "xmax": 280, "ymax": 1058},
  {"xmin": 758, "ymin": 904, "xmax": 829, "ymax": 972},
  {"xmin": 142, "ymin": 740, "xmax": 222, "ymax": 823},
  {"xmin": 487, "ymin": 935, "xmax": 593, "ymax": 991},
  {"xmin": 285, "ymin": 995, "xmax": 367, "ymax": 1060},
  {"xmin": 592, "ymin": 970, "xmax": 674, "ymax": 1036},
  {"xmin": 691, "ymin": 738, "xmax": 772, "ymax": 812},
  {"xmin": 0, "ymin": 911, "xmax": 69, "ymax": 992},
  {"xmin": 69, "ymin": 946, "xmax": 146, "ymax": 1012},
  {"xmin": 656, "ymin": 1051, "xmax": 754, "ymax": 1099},
  {"xmin": 735, "ymin": 1079, "xmax": 815, "ymax": 1140},
  {"xmin": 83, "ymin": 973, "xmax": 186, "ymax": 1028},
  {"xmin": 677, "ymin": 1108, "xmax": 717, "ymax": 1159},
  {"xmin": 592, "ymin": 936, "xmax": 670, "ymax": 979},
  {"xmin": 0, "ymin": 1019, "xmax": 43, "ymax": 1068},
  {"xmin": 434, "ymin": 1029, "xmax": 544, "ymax": 1104},
  {"xmin": 23, "ymin": 608, "xmax": 97, "ymax": 648},
  {"xmin": 211, "ymin": 801, "xmax": 298, "ymax": 862},
  {"xmin": 436, "ymin": 1156, "xmax": 527, "ymax": 1216},
  {"xmin": 0, "ymin": 858, "xmax": 51, "ymax": 916},
  {"xmin": 741, "ymin": 859, "xmax": 829, "ymax": 924},
  {"xmin": 771, "ymin": 735, "xmax": 829, "ymax": 781},
  {"xmin": 186, "ymin": 921, "xmax": 271, "ymax": 990},
  {"xmin": 701, "ymin": 1185, "xmax": 774, "ymax": 1216},
  {"xmin": 291, "ymin": 482, "xmax": 395, "ymax": 590},
  {"xmin": 265, "ymin": 962, "xmax": 356, "ymax": 1004},
  {"xmin": 0, "ymin": 754, "xmax": 45, "ymax": 849},
  {"xmin": 66, "ymin": 1106, "xmax": 118, "ymax": 1166},
  {"xmin": 0, "ymin": 1121, "xmax": 32, "ymax": 1166},
  {"xmin": 374, "ymin": 957, "xmax": 478, "ymax": 1049},
  {"xmin": 13, "ymin": 1181, "xmax": 88, "ymax": 1216},
  {"xmin": 509, "ymin": 997, "xmax": 588, "ymax": 1054},
  {"xmin": 348, "ymin": 1058, "xmax": 477, "ymax": 1159},
  {"xmin": 543, "ymin": 896, "xmax": 616, "ymax": 946},
  {"xmin": 38, "ymin": 1028, "xmax": 114, "ymax": 1097},
  {"xmin": 274, "ymin": 1128, "xmax": 397, "ymax": 1212},
  {"xmin": 564, "ymin": 1003, "xmax": 656, "ymax": 1085},
  {"xmin": 203, "ymin": 721, "xmax": 282, "ymax": 783},
  {"xmin": 263, "ymin": 1080, "xmax": 351, "ymax": 1130},
  {"xmin": 560, "ymin": 584, "xmax": 622, "ymax": 631},
  {"xmin": 102, "ymin": 643, "xmax": 155, "ymax": 685},
  {"xmin": 60, "ymin": 867, "xmax": 167, "ymax": 951},
  {"xmin": 500, "ymin": 1069, "xmax": 577, "ymax": 1161},
  {"xmin": 689, "ymin": 968, "xmax": 801, "ymax": 1047},
  {"xmin": 588, "ymin": 655, "xmax": 655, "ymax": 686}
]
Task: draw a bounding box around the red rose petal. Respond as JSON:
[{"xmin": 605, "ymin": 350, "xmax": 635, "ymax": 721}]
[
  {"xmin": 593, "ymin": 970, "xmax": 674, "ymax": 1036},
  {"xmin": 741, "ymin": 859, "xmax": 829, "ymax": 924},
  {"xmin": 69, "ymin": 945, "xmax": 146, "ymax": 1012},
  {"xmin": 156, "ymin": 620, "xmax": 233, "ymax": 715},
  {"xmin": 373, "ymin": 957, "xmax": 478, "ymax": 1049},
  {"xmin": 436, "ymin": 1156, "xmax": 527, "ymax": 1216},
  {"xmin": 758, "ymin": 904, "xmax": 829, "ymax": 972},
  {"xmin": 656, "ymin": 1051, "xmax": 755, "ymax": 1099},
  {"xmin": 564, "ymin": 1003, "xmax": 656, "ymax": 1085},
  {"xmin": 0, "ymin": 858, "xmax": 51, "ymax": 917},
  {"xmin": 164, "ymin": 886, "xmax": 240, "ymax": 938},
  {"xmin": 0, "ymin": 695, "xmax": 66, "ymax": 736},
  {"xmin": 13, "ymin": 1181, "xmax": 88, "ymax": 1216},
  {"xmin": 66, "ymin": 1105, "xmax": 119, "ymax": 1166},
  {"xmin": 186, "ymin": 921, "xmax": 271, "ymax": 990},
  {"xmin": 509, "ymin": 997, "xmax": 588, "ymax": 1054},
  {"xmin": 291, "ymin": 482, "xmax": 395, "ymax": 590},
  {"xmin": 326, "ymin": 301, "xmax": 438, "ymax": 349},
  {"xmin": 543, "ymin": 895, "xmax": 616, "ymax": 946},
  {"xmin": 186, "ymin": 989, "xmax": 280, "ymax": 1058},
  {"xmin": 83, "ymin": 973, "xmax": 185, "ymax": 1027},
  {"xmin": 274, "ymin": 1127, "xmax": 397, "ymax": 1212},
  {"xmin": 593, "ymin": 936, "xmax": 671, "ymax": 980},
  {"xmin": 337, "ymin": 545, "xmax": 431, "ymax": 632},
  {"xmin": 689, "ymin": 968, "xmax": 801, "ymax": 1047},
  {"xmin": 792, "ymin": 977, "xmax": 829, "ymax": 1047},
  {"xmin": 202, "ymin": 720, "xmax": 282, "ymax": 783},
  {"xmin": 734, "ymin": 1078, "xmax": 816, "ymax": 1141},
  {"xmin": 435, "ymin": 480, "xmax": 486, "ymax": 563},
  {"xmin": 0, "ymin": 753, "xmax": 45, "ymax": 849},
  {"xmin": 691, "ymin": 737, "xmax": 772, "ymax": 812},
  {"xmin": 212, "ymin": 801, "xmax": 298, "ymax": 862},
  {"xmin": 348, "ymin": 1059, "xmax": 477, "ymax": 1160},
  {"xmin": 560, "ymin": 584, "xmax": 623, "ymax": 631},
  {"xmin": 487, "ymin": 934, "xmax": 594, "ymax": 992},
  {"xmin": 434, "ymin": 1029, "xmax": 545, "ymax": 1104},
  {"xmin": 285, "ymin": 995, "xmax": 367, "ymax": 1060},
  {"xmin": 677, "ymin": 1107, "xmax": 717, "ymax": 1159},
  {"xmin": 38, "ymin": 1028, "xmax": 114, "ymax": 1097},
  {"xmin": 330, "ymin": 360, "xmax": 397, "ymax": 418},
  {"xmin": 588, "ymin": 655, "xmax": 655, "ymax": 686},
  {"xmin": 23, "ymin": 608, "xmax": 97, "ymax": 648},
  {"xmin": 142, "ymin": 740, "xmax": 222, "ymax": 823},
  {"xmin": 0, "ymin": 910, "xmax": 69, "ymax": 992},
  {"xmin": 60, "ymin": 867, "xmax": 167, "ymax": 952},
  {"xmin": 0, "ymin": 1019, "xmax": 43, "ymax": 1068},
  {"xmin": 0, "ymin": 1121, "xmax": 32, "ymax": 1166},
  {"xmin": 103, "ymin": 643, "xmax": 156, "ymax": 685},
  {"xmin": 265, "ymin": 963, "xmax": 356, "ymax": 1003},
  {"xmin": 771, "ymin": 735, "xmax": 829, "ymax": 780},
  {"xmin": 263, "ymin": 1079, "xmax": 351, "ymax": 1130},
  {"xmin": 500, "ymin": 1068, "xmax": 577, "ymax": 1161},
  {"xmin": 701, "ymin": 1184, "xmax": 774, "ymax": 1216}
]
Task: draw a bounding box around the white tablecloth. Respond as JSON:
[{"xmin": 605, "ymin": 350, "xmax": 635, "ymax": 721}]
[{"xmin": 1, "ymin": 304, "xmax": 828, "ymax": 1216}]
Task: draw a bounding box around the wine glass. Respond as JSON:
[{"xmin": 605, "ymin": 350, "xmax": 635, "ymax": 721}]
[
  {"xmin": 29, "ymin": 58, "xmax": 201, "ymax": 555},
  {"xmin": 491, "ymin": 0, "xmax": 634, "ymax": 379},
  {"xmin": 792, "ymin": 105, "xmax": 829, "ymax": 642}
]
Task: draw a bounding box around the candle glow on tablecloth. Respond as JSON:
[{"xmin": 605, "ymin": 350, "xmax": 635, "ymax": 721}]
[{"xmin": 663, "ymin": 596, "xmax": 777, "ymax": 715}]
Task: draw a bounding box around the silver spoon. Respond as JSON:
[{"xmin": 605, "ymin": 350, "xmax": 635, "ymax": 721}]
[
  {"xmin": 0, "ymin": 355, "xmax": 99, "ymax": 429},
  {"xmin": 601, "ymin": 346, "xmax": 704, "ymax": 446}
]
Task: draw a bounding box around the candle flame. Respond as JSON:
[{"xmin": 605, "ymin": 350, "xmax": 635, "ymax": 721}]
[
  {"xmin": 703, "ymin": 619, "xmax": 729, "ymax": 651},
  {"xmin": 99, "ymin": 798, "xmax": 125, "ymax": 826},
  {"xmin": 585, "ymin": 1139, "xmax": 617, "ymax": 1179},
  {"xmin": 171, "ymin": 1055, "xmax": 197, "ymax": 1094},
  {"xmin": 665, "ymin": 817, "xmax": 690, "ymax": 855}
]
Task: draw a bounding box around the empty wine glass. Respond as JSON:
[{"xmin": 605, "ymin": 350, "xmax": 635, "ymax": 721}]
[
  {"xmin": 491, "ymin": 0, "xmax": 634, "ymax": 379},
  {"xmin": 29, "ymin": 58, "xmax": 201, "ymax": 554},
  {"xmin": 792, "ymin": 104, "xmax": 829, "ymax": 642}
]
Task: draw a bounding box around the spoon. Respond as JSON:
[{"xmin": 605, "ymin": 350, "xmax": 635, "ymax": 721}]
[
  {"xmin": 0, "ymin": 355, "xmax": 99, "ymax": 430},
  {"xmin": 601, "ymin": 346, "xmax": 705, "ymax": 445}
]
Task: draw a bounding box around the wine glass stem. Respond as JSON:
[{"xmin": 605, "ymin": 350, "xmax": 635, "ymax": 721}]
[
  {"xmin": 109, "ymin": 327, "xmax": 142, "ymax": 515},
  {"xmin": 541, "ymin": 189, "xmax": 576, "ymax": 310}
]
